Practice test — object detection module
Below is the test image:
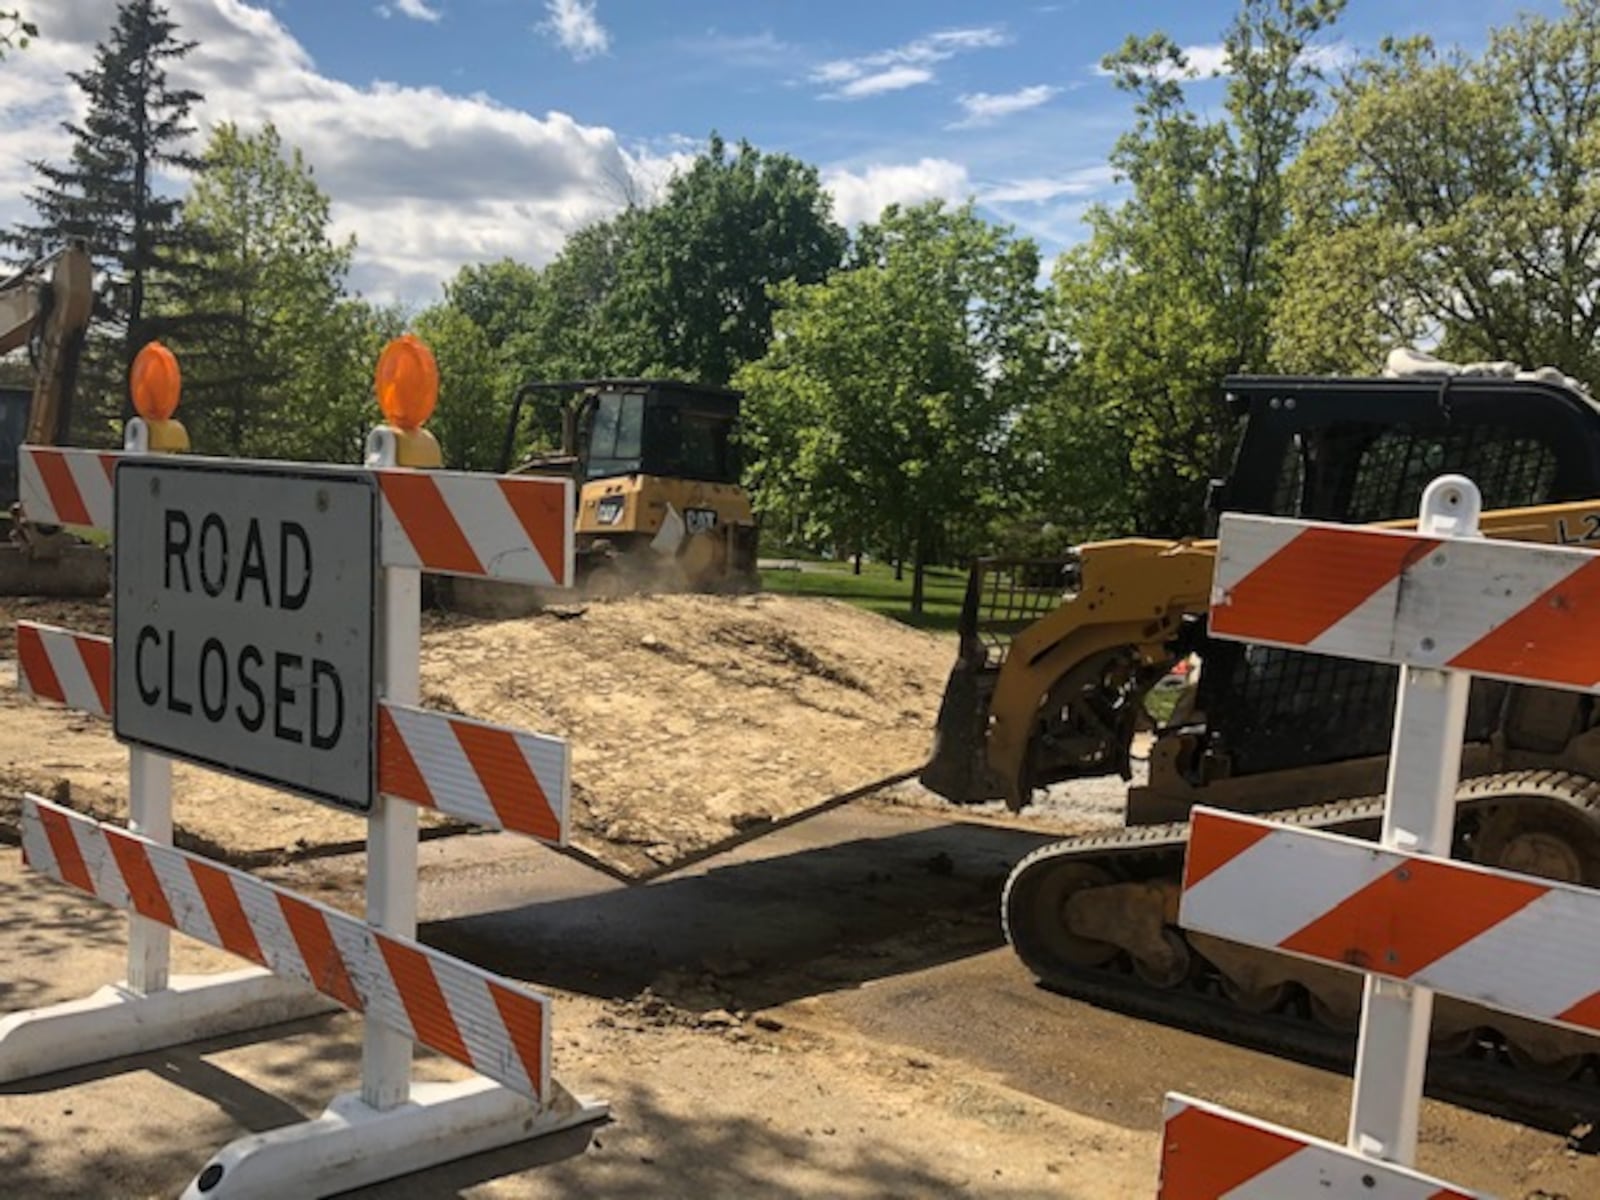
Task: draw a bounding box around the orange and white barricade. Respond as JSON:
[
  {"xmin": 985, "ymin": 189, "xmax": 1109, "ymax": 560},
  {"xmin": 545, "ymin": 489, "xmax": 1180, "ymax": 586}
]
[
  {"xmin": 1, "ymin": 339, "xmax": 601, "ymax": 1198},
  {"xmin": 1158, "ymin": 473, "xmax": 1599, "ymax": 1197}
]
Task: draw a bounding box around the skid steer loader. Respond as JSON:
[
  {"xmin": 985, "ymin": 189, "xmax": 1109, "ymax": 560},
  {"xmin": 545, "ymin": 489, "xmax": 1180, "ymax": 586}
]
[{"xmin": 921, "ymin": 355, "xmax": 1600, "ymax": 1082}]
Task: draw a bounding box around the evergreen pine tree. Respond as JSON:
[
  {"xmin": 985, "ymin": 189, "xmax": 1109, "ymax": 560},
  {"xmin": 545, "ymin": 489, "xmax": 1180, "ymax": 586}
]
[{"xmin": 8, "ymin": 0, "xmax": 214, "ymax": 432}]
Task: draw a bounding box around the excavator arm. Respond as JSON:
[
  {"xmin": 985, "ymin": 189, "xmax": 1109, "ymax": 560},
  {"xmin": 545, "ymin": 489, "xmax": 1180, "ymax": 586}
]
[{"xmin": 0, "ymin": 242, "xmax": 95, "ymax": 447}]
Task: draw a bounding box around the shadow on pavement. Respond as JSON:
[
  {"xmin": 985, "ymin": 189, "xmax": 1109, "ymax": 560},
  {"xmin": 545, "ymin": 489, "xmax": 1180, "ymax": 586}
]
[{"xmin": 422, "ymin": 820, "xmax": 1054, "ymax": 1012}]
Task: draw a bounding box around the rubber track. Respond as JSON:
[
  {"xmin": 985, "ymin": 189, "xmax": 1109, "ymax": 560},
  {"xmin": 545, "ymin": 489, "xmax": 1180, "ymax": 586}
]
[{"xmin": 1002, "ymin": 769, "xmax": 1600, "ymax": 1132}]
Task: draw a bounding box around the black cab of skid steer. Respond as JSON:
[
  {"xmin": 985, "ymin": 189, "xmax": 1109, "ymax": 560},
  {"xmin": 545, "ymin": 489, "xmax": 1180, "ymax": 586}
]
[{"xmin": 1197, "ymin": 373, "xmax": 1600, "ymax": 779}]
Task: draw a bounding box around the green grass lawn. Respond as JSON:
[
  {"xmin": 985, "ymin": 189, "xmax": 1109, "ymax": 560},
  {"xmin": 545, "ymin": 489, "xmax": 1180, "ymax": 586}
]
[{"xmin": 759, "ymin": 558, "xmax": 967, "ymax": 633}]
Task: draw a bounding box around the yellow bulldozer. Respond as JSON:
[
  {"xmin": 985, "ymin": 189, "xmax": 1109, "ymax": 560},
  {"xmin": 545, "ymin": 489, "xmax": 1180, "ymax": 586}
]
[
  {"xmin": 0, "ymin": 241, "xmax": 104, "ymax": 597},
  {"xmin": 921, "ymin": 357, "xmax": 1600, "ymax": 1081},
  {"xmin": 497, "ymin": 378, "xmax": 759, "ymax": 597}
]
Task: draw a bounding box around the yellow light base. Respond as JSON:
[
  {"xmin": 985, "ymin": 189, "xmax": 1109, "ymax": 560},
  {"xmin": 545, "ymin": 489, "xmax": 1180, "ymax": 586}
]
[{"xmin": 384, "ymin": 425, "xmax": 442, "ymax": 469}]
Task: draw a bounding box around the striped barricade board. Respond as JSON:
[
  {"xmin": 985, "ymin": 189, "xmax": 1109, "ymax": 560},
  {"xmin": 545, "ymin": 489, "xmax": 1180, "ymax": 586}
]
[
  {"xmin": 1181, "ymin": 808, "xmax": 1600, "ymax": 1037},
  {"xmin": 19, "ymin": 446, "xmax": 120, "ymax": 530},
  {"xmin": 20, "ymin": 795, "xmax": 551, "ymax": 1102},
  {"xmin": 16, "ymin": 621, "xmax": 111, "ymax": 718},
  {"xmin": 17, "ymin": 446, "xmax": 575, "ymax": 587},
  {"xmin": 1159, "ymin": 1095, "xmax": 1486, "ymax": 1199},
  {"xmin": 1210, "ymin": 511, "xmax": 1600, "ymax": 688}
]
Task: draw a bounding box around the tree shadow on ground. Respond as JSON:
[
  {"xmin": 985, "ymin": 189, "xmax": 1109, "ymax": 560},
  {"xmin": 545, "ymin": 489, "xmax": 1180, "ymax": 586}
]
[{"xmin": 421, "ymin": 821, "xmax": 1054, "ymax": 1013}]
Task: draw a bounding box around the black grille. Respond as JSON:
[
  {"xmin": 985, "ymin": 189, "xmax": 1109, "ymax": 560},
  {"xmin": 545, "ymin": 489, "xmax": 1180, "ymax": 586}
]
[
  {"xmin": 1215, "ymin": 415, "xmax": 1554, "ymax": 774},
  {"xmin": 963, "ymin": 558, "xmax": 1075, "ymax": 669}
]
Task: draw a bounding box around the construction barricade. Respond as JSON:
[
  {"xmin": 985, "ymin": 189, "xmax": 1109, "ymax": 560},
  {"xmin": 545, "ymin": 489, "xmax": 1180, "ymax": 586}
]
[
  {"xmin": 0, "ymin": 339, "xmax": 603, "ymax": 1198},
  {"xmin": 1157, "ymin": 471, "xmax": 1600, "ymax": 1198}
]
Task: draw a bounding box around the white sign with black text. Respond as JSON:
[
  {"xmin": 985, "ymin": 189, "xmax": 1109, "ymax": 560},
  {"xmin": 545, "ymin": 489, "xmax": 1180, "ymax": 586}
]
[{"xmin": 112, "ymin": 459, "xmax": 377, "ymax": 812}]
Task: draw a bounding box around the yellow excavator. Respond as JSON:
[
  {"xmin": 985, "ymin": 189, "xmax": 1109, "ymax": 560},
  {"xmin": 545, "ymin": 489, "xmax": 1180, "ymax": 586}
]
[
  {"xmin": 497, "ymin": 378, "xmax": 759, "ymax": 598},
  {"xmin": 921, "ymin": 356, "xmax": 1600, "ymax": 1082},
  {"xmin": 0, "ymin": 241, "xmax": 105, "ymax": 597}
]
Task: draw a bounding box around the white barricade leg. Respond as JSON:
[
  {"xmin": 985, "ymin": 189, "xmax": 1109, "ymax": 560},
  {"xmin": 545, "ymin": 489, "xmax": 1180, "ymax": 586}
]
[
  {"xmin": 363, "ymin": 558, "xmax": 421, "ymax": 1110},
  {"xmin": 0, "ymin": 968, "xmax": 338, "ymax": 1085},
  {"xmin": 126, "ymin": 745, "xmax": 173, "ymax": 993},
  {"xmin": 181, "ymin": 1078, "xmax": 609, "ymax": 1199},
  {"xmin": 1347, "ymin": 477, "xmax": 1479, "ymax": 1167}
]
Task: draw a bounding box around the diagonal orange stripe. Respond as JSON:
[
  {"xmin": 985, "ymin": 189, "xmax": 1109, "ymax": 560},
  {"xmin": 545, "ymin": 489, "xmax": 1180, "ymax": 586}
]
[
  {"xmin": 188, "ymin": 858, "xmax": 265, "ymax": 966},
  {"xmin": 451, "ymin": 720, "xmax": 560, "ymax": 840},
  {"xmin": 377, "ymin": 936, "xmax": 472, "ymax": 1067},
  {"xmin": 379, "ymin": 473, "xmax": 483, "ymax": 575},
  {"xmin": 278, "ymin": 893, "xmax": 364, "ymax": 1012},
  {"xmin": 489, "ymin": 981, "xmax": 546, "ymax": 1096},
  {"xmin": 497, "ymin": 477, "xmax": 569, "ymax": 586},
  {"xmin": 17, "ymin": 623, "xmax": 65, "ymax": 704},
  {"xmin": 31, "ymin": 450, "xmax": 93, "ymax": 526},
  {"xmin": 377, "ymin": 706, "xmax": 435, "ymax": 807},
  {"xmin": 1449, "ymin": 557, "xmax": 1600, "ymax": 688},
  {"xmin": 1280, "ymin": 856, "xmax": 1547, "ymax": 976},
  {"xmin": 1184, "ymin": 812, "xmax": 1275, "ymax": 890},
  {"xmin": 1159, "ymin": 1103, "xmax": 1303, "ymax": 1200},
  {"xmin": 79, "ymin": 635, "xmax": 112, "ymax": 716},
  {"xmin": 1213, "ymin": 526, "xmax": 1439, "ymax": 648},
  {"xmin": 104, "ymin": 828, "xmax": 175, "ymax": 927},
  {"xmin": 1555, "ymin": 989, "xmax": 1600, "ymax": 1032},
  {"xmin": 35, "ymin": 803, "xmax": 93, "ymax": 893},
  {"xmin": 97, "ymin": 453, "xmax": 116, "ymax": 484}
]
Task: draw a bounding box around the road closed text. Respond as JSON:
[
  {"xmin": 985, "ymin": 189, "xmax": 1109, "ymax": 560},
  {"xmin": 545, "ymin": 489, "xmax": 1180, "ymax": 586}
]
[
  {"xmin": 130, "ymin": 512, "xmax": 345, "ymax": 748},
  {"xmin": 114, "ymin": 463, "xmax": 376, "ymax": 811}
]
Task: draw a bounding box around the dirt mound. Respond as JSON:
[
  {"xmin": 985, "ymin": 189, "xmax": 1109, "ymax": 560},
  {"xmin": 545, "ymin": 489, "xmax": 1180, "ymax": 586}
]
[
  {"xmin": 0, "ymin": 592, "xmax": 953, "ymax": 877},
  {"xmin": 420, "ymin": 593, "xmax": 951, "ymax": 874}
]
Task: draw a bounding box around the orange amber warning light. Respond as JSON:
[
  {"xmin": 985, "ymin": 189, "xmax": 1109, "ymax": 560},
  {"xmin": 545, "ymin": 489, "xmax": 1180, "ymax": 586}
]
[
  {"xmin": 130, "ymin": 340, "xmax": 181, "ymax": 422},
  {"xmin": 129, "ymin": 340, "xmax": 189, "ymax": 452},
  {"xmin": 375, "ymin": 333, "xmax": 439, "ymax": 431}
]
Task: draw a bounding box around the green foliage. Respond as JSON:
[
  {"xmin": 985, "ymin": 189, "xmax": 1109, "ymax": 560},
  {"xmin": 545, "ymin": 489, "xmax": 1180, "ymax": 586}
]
[
  {"xmin": 170, "ymin": 122, "xmax": 358, "ymax": 456},
  {"xmin": 1275, "ymin": 1, "xmax": 1600, "ymax": 385},
  {"xmin": 411, "ymin": 302, "xmax": 505, "ymax": 471},
  {"xmin": 1047, "ymin": 0, "xmax": 1345, "ymax": 538},
  {"xmin": 609, "ymin": 134, "xmax": 848, "ymax": 386},
  {"xmin": 739, "ymin": 200, "xmax": 1044, "ymax": 613},
  {"xmin": 442, "ymin": 134, "xmax": 846, "ymax": 467}
]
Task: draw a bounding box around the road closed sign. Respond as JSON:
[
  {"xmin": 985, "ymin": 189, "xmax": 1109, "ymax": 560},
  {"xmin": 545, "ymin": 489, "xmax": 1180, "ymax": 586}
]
[{"xmin": 113, "ymin": 459, "xmax": 378, "ymax": 812}]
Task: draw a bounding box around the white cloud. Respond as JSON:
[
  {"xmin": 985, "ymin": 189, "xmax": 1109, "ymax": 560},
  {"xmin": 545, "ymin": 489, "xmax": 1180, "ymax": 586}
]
[
  {"xmin": 980, "ymin": 165, "xmax": 1117, "ymax": 205},
  {"xmin": 832, "ymin": 66, "xmax": 934, "ymax": 99},
  {"xmin": 823, "ymin": 159, "xmax": 971, "ymax": 226},
  {"xmin": 813, "ymin": 26, "xmax": 1008, "ymax": 99},
  {"xmin": 394, "ymin": 0, "xmax": 443, "ymax": 22},
  {"xmin": 540, "ymin": 0, "xmax": 609, "ymax": 62},
  {"xmin": 3, "ymin": 1, "xmax": 682, "ymax": 303},
  {"xmin": 951, "ymin": 84, "xmax": 1059, "ymax": 128}
]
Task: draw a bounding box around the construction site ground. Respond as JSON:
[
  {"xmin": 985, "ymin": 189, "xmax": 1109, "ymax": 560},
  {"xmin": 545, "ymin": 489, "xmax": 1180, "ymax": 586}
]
[{"xmin": 1, "ymin": 592, "xmax": 1595, "ymax": 1197}]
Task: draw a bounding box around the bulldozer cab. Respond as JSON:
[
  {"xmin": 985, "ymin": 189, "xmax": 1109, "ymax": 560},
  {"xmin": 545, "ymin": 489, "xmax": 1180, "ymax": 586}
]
[
  {"xmin": 1196, "ymin": 373, "xmax": 1600, "ymax": 779},
  {"xmin": 577, "ymin": 381, "xmax": 742, "ymax": 485}
]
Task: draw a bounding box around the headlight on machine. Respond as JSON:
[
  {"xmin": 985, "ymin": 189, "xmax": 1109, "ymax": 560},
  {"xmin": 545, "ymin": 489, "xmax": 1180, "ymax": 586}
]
[{"xmin": 596, "ymin": 496, "xmax": 625, "ymax": 526}]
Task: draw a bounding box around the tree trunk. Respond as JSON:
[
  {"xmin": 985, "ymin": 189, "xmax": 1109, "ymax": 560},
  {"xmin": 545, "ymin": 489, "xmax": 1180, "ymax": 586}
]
[
  {"xmin": 852, "ymin": 550, "xmax": 862, "ymax": 575},
  {"xmin": 910, "ymin": 529, "xmax": 927, "ymax": 617},
  {"xmin": 894, "ymin": 558, "xmax": 904, "ymax": 582}
]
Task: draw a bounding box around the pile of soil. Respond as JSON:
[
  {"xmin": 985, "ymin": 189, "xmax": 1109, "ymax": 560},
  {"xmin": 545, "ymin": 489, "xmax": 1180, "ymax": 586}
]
[{"xmin": 0, "ymin": 592, "xmax": 954, "ymax": 877}]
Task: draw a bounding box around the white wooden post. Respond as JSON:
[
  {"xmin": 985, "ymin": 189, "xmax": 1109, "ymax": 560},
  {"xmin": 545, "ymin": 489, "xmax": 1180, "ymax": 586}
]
[
  {"xmin": 362, "ymin": 425, "xmax": 420, "ymax": 1109},
  {"xmin": 1346, "ymin": 474, "xmax": 1481, "ymax": 1165}
]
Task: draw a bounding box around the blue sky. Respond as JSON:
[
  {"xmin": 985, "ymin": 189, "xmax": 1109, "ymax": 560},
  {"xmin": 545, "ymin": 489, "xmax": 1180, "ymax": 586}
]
[{"xmin": 0, "ymin": 0, "xmax": 1572, "ymax": 304}]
